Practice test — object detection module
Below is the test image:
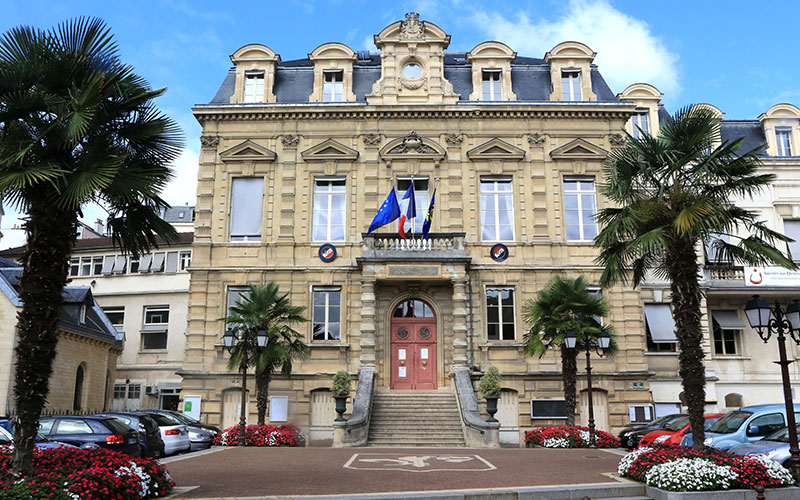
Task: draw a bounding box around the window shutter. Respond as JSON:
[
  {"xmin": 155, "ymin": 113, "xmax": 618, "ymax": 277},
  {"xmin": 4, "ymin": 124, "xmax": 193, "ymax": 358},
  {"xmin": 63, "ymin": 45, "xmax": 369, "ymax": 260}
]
[
  {"xmin": 101, "ymin": 256, "xmax": 115, "ymax": 275},
  {"xmin": 165, "ymin": 252, "xmax": 179, "ymax": 273},
  {"xmin": 230, "ymin": 178, "xmax": 264, "ymax": 237},
  {"xmin": 138, "ymin": 255, "xmax": 152, "ymax": 272},
  {"xmin": 112, "ymin": 256, "xmax": 126, "ymax": 274},
  {"xmin": 150, "ymin": 253, "xmax": 165, "ymax": 272},
  {"xmin": 785, "ymin": 220, "xmax": 800, "ymax": 261}
]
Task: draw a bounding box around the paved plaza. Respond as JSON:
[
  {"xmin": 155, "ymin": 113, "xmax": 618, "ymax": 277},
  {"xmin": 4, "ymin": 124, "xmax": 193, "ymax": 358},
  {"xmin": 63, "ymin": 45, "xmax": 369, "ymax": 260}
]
[{"xmin": 164, "ymin": 447, "xmax": 624, "ymax": 499}]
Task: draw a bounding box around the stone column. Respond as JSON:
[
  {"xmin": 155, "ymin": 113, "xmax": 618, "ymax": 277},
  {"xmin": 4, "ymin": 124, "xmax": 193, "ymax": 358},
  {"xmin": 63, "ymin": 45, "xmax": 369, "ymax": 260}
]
[
  {"xmin": 452, "ymin": 276, "xmax": 469, "ymax": 367},
  {"xmin": 359, "ymin": 277, "xmax": 377, "ymax": 368}
]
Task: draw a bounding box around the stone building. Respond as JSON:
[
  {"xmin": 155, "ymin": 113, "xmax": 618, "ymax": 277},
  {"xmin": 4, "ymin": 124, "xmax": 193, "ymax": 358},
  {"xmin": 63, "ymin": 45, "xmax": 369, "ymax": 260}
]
[{"xmin": 183, "ymin": 13, "xmax": 661, "ymax": 446}]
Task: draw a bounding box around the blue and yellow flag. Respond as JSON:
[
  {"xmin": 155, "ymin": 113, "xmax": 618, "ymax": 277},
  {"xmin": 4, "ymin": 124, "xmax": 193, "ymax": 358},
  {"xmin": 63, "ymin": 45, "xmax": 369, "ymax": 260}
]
[
  {"xmin": 422, "ymin": 187, "xmax": 436, "ymax": 240},
  {"xmin": 368, "ymin": 187, "xmax": 401, "ymax": 233}
]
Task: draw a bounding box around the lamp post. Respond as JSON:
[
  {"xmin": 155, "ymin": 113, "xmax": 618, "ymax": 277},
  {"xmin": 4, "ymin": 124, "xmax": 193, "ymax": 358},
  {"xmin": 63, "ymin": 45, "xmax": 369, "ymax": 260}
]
[
  {"xmin": 744, "ymin": 295, "xmax": 800, "ymax": 484},
  {"xmin": 223, "ymin": 327, "xmax": 268, "ymax": 447},
  {"xmin": 565, "ymin": 330, "xmax": 611, "ymax": 447}
]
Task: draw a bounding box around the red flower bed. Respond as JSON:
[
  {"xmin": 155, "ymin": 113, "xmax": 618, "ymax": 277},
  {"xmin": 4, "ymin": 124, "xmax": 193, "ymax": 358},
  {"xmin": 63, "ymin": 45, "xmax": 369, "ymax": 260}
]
[
  {"xmin": 525, "ymin": 426, "xmax": 621, "ymax": 448},
  {"xmin": 0, "ymin": 445, "xmax": 174, "ymax": 500},
  {"xmin": 212, "ymin": 423, "xmax": 302, "ymax": 447}
]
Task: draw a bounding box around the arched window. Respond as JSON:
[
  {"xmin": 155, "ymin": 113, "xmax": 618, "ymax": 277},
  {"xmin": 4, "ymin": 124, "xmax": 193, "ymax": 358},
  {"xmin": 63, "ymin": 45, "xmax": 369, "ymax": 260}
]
[
  {"xmin": 393, "ymin": 299, "xmax": 434, "ymax": 318},
  {"xmin": 73, "ymin": 364, "xmax": 86, "ymax": 411}
]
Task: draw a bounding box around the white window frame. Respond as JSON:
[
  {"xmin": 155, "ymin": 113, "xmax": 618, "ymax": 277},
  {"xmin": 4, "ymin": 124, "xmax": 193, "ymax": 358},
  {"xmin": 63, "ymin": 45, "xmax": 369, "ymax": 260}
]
[
  {"xmin": 243, "ymin": 71, "xmax": 265, "ymax": 103},
  {"xmin": 776, "ymin": 128, "xmax": 792, "ymax": 157},
  {"xmin": 312, "ymin": 286, "xmax": 341, "ymax": 341},
  {"xmin": 229, "ymin": 177, "xmax": 264, "ymax": 242},
  {"xmin": 102, "ymin": 306, "xmax": 125, "ymax": 333},
  {"xmin": 563, "ymin": 178, "xmax": 598, "ymax": 241},
  {"xmin": 632, "ymin": 110, "xmax": 649, "ymax": 139},
  {"xmin": 482, "ymin": 69, "xmax": 502, "ymax": 101},
  {"xmin": 180, "ymin": 251, "xmax": 192, "ymax": 271},
  {"xmin": 712, "ymin": 318, "xmax": 739, "ymax": 356},
  {"xmin": 92, "ymin": 256, "xmax": 104, "ymax": 275},
  {"xmin": 480, "ymin": 178, "xmax": 514, "ymax": 242},
  {"xmin": 561, "ymin": 70, "xmax": 582, "ymax": 101},
  {"xmin": 322, "ymin": 70, "xmax": 344, "ymax": 102},
  {"xmin": 396, "ymin": 177, "xmax": 430, "ymax": 234},
  {"xmin": 69, "ymin": 258, "xmax": 80, "ymax": 277},
  {"xmin": 629, "ymin": 404, "xmax": 654, "ymax": 424},
  {"xmin": 113, "ymin": 383, "xmax": 127, "ymax": 399},
  {"xmin": 80, "ymin": 257, "xmax": 93, "ymax": 276},
  {"xmin": 142, "ymin": 306, "xmax": 169, "ymax": 350},
  {"xmin": 312, "ymin": 178, "xmax": 346, "ymax": 242},
  {"xmin": 785, "ymin": 220, "xmax": 800, "ymax": 262},
  {"xmin": 486, "ymin": 286, "xmax": 516, "ymax": 341}
]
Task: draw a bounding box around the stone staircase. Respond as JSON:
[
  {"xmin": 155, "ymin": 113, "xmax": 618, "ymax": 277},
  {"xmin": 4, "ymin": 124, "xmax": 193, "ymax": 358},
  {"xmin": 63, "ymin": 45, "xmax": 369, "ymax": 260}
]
[{"xmin": 368, "ymin": 390, "xmax": 466, "ymax": 447}]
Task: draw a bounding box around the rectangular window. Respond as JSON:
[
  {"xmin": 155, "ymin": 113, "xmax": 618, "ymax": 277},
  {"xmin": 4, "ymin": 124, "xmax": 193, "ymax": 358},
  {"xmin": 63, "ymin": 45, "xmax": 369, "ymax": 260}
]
[
  {"xmin": 322, "ymin": 70, "xmax": 344, "ymax": 102},
  {"xmin": 80, "ymin": 257, "xmax": 93, "ymax": 276},
  {"xmin": 138, "ymin": 254, "xmax": 152, "ymax": 273},
  {"xmin": 243, "ymin": 71, "xmax": 265, "ymax": 103},
  {"xmin": 784, "ymin": 220, "xmax": 800, "ymax": 262},
  {"xmin": 713, "ymin": 324, "xmax": 738, "ymax": 355},
  {"xmin": 69, "ymin": 258, "xmax": 80, "ymax": 277},
  {"xmin": 711, "ymin": 310, "xmax": 744, "ymax": 355},
  {"xmin": 482, "ymin": 70, "xmax": 501, "ymax": 101},
  {"xmin": 704, "ymin": 233, "xmax": 731, "ymax": 264},
  {"xmin": 103, "ymin": 306, "xmax": 125, "ymax": 333},
  {"xmin": 129, "ymin": 258, "xmax": 139, "ymax": 274},
  {"xmin": 150, "ymin": 253, "xmax": 165, "ymax": 272},
  {"xmin": 127, "ymin": 383, "xmax": 142, "ymax": 399},
  {"xmin": 776, "ymin": 128, "xmax": 792, "ymax": 157},
  {"xmin": 312, "ymin": 287, "xmax": 341, "ymax": 341},
  {"xmin": 113, "ymin": 383, "xmax": 127, "ymax": 399},
  {"xmin": 480, "ymin": 178, "xmax": 514, "ymax": 241},
  {"xmin": 230, "ymin": 177, "xmax": 264, "ymax": 241},
  {"xmin": 92, "ymin": 256, "xmax": 104, "ymax": 275},
  {"xmin": 645, "ymin": 315, "xmax": 677, "ymax": 352},
  {"xmin": 564, "ymin": 179, "xmax": 598, "ymax": 241},
  {"xmin": 396, "ymin": 177, "xmax": 429, "ymax": 233},
  {"xmin": 112, "ymin": 255, "xmax": 127, "ymax": 274},
  {"xmin": 654, "ymin": 402, "xmax": 682, "ymax": 418},
  {"xmin": 101, "ymin": 256, "xmax": 114, "ymax": 275},
  {"xmin": 629, "ymin": 405, "xmax": 654, "ymax": 423},
  {"xmin": 312, "ymin": 179, "xmax": 346, "ymax": 241},
  {"xmin": 561, "ymin": 70, "xmax": 582, "ymax": 101},
  {"xmin": 165, "ymin": 251, "xmax": 179, "ymax": 274},
  {"xmin": 632, "ymin": 111, "xmax": 649, "ymax": 139},
  {"xmin": 530, "ymin": 399, "xmax": 567, "ymax": 419},
  {"xmin": 226, "ymin": 286, "xmax": 251, "ymax": 329},
  {"xmin": 179, "ymin": 251, "xmax": 192, "ymax": 271},
  {"xmin": 487, "ymin": 287, "xmax": 515, "ymax": 340},
  {"xmin": 142, "ymin": 306, "xmax": 169, "ymax": 350}
]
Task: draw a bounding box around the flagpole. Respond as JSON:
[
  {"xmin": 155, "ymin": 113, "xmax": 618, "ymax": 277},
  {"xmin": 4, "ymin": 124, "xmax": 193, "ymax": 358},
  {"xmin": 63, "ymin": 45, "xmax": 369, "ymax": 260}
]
[{"xmin": 410, "ymin": 175, "xmax": 415, "ymax": 243}]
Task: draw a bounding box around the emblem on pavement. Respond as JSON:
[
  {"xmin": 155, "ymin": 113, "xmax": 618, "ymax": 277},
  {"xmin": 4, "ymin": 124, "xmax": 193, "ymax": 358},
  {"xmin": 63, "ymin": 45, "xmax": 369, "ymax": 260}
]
[{"xmin": 343, "ymin": 453, "xmax": 496, "ymax": 472}]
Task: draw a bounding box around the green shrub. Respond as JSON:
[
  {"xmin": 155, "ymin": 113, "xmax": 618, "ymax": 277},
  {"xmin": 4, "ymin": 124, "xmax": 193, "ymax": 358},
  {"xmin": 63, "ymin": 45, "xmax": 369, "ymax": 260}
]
[
  {"xmin": 478, "ymin": 366, "xmax": 501, "ymax": 397},
  {"xmin": 332, "ymin": 370, "xmax": 351, "ymax": 397}
]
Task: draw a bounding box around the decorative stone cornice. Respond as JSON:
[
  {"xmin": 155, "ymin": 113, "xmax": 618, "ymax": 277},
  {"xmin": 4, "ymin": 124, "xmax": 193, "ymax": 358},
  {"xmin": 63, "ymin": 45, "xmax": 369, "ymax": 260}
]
[
  {"xmin": 399, "ymin": 12, "xmax": 425, "ymax": 39},
  {"xmin": 281, "ymin": 134, "xmax": 300, "ymax": 148},
  {"xmin": 608, "ymin": 133, "xmax": 626, "ymax": 148},
  {"xmin": 444, "ymin": 133, "xmax": 463, "ymax": 146},
  {"xmin": 199, "ymin": 135, "xmax": 220, "ymax": 149},
  {"xmin": 362, "ymin": 133, "xmax": 382, "ymax": 146},
  {"xmin": 527, "ymin": 133, "xmax": 547, "ymax": 146}
]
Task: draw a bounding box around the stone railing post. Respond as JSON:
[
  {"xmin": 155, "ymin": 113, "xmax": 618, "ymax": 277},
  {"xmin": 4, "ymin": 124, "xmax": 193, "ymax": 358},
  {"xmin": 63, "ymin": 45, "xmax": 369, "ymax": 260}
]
[
  {"xmin": 452, "ymin": 276, "xmax": 469, "ymax": 367},
  {"xmin": 359, "ymin": 277, "xmax": 377, "ymax": 368}
]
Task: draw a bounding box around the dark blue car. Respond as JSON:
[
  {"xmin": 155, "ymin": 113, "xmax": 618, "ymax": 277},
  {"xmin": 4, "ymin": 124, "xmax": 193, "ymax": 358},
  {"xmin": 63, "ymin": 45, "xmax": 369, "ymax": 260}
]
[{"xmin": 39, "ymin": 416, "xmax": 140, "ymax": 457}]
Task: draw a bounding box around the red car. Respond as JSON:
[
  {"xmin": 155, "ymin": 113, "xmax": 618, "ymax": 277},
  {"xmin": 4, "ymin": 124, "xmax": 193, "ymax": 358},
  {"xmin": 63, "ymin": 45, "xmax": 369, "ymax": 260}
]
[{"xmin": 640, "ymin": 413, "xmax": 724, "ymax": 446}]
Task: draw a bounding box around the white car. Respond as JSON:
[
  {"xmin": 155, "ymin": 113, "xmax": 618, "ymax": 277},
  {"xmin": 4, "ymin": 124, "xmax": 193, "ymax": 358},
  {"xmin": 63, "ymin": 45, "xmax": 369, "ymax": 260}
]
[{"xmin": 136, "ymin": 412, "xmax": 190, "ymax": 455}]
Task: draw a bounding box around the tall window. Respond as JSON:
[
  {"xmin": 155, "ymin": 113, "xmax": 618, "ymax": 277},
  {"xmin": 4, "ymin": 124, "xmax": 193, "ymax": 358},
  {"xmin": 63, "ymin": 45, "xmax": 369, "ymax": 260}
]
[
  {"xmin": 142, "ymin": 306, "xmax": 169, "ymax": 350},
  {"xmin": 480, "ymin": 178, "xmax": 514, "ymax": 241},
  {"xmin": 561, "ymin": 70, "xmax": 582, "ymax": 101},
  {"xmin": 776, "ymin": 128, "xmax": 792, "ymax": 157},
  {"xmin": 69, "ymin": 258, "xmax": 80, "ymax": 277},
  {"xmin": 784, "ymin": 220, "xmax": 800, "ymax": 262},
  {"xmin": 226, "ymin": 286, "xmax": 251, "ymax": 331},
  {"xmin": 564, "ymin": 179, "xmax": 597, "ymax": 241},
  {"xmin": 632, "ymin": 111, "xmax": 649, "ymax": 138},
  {"xmin": 487, "ymin": 287, "xmax": 515, "ymax": 340},
  {"xmin": 102, "ymin": 306, "xmax": 125, "ymax": 333},
  {"xmin": 92, "ymin": 256, "xmax": 104, "ymax": 275},
  {"xmin": 482, "ymin": 70, "xmax": 501, "ymax": 101},
  {"xmin": 243, "ymin": 72, "xmax": 265, "ymax": 103},
  {"xmin": 323, "ymin": 71, "xmax": 344, "ymax": 102},
  {"xmin": 712, "ymin": 318, "xmax": 738, "ymax": 355},
  {"xmin": 230, "ymin": 177, "xmax": 264, "ymax": 241},
  {"xmin": 397, "ymin": 177, "xmax": 429, "ymax": 233},
  {"xmin": 313, "ymin": 179, "xmax": 346, "ymax": 241},
  {"xmin": 645, "ymin": 315, "xmax": 677, "ymax": 352},
  {"xmin": 312, "ymin": 286, "xmax": 341, "ymax": 341},
  {"xmin": 180, "ymin": 251, "xmax": 192, "ymax": 271}
]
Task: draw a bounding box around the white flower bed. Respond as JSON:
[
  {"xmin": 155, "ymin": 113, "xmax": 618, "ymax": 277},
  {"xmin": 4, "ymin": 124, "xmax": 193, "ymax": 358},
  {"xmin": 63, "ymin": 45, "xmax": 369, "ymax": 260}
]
[
  {"xmin": 617, "ymin": 446, "xmax": 652, "ymax": 476},
  {"xmin": 750, "ymin": 454, "xmax": 795, "ymax": 484},
  {"xmin": 645, "ymin": 458, "xmax": 737, "ymax": 491},
  {"xmin": 541, "ymin": 437, "xmax": 570, "ymax": 448}
]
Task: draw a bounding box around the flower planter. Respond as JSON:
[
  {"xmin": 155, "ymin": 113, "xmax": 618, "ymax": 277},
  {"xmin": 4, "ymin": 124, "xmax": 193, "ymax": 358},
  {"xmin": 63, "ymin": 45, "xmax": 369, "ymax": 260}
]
[
  {"xmin": 334, "ymin": 395, "xmax": 348, "ymax": 422},
  {"xmin": 485, "ymin": 396, "xmax": 499, "ymax": 422},
  {"xmin": 645, "ymin": 485, "xmax": 800, "ymax": 500}
]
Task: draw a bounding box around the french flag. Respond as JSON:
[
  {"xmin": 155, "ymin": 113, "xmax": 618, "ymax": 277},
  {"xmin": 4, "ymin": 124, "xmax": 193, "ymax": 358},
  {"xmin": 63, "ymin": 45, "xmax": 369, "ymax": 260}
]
[{"xmin": 397, "ymin": 183, "xmax": 416, "ymax": 238}]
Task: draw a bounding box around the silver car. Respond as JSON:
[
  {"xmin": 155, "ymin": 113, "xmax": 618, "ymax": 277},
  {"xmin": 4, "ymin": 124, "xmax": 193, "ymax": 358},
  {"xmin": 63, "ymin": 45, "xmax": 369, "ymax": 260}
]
[
  {"xmin": 136, "ymin": 411, "xmax": 190, "ymax": 455},
  {"xmin": 729, "ymin": 425, "xmax": 800, "ymax": 468}
]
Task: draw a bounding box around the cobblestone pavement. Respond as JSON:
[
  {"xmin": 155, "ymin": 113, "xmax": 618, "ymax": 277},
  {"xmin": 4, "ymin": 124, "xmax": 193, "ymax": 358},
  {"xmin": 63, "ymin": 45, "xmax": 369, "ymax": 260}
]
[{"xmin": 164, "ymin": 446, "xmax": 623, "ymax": 498}]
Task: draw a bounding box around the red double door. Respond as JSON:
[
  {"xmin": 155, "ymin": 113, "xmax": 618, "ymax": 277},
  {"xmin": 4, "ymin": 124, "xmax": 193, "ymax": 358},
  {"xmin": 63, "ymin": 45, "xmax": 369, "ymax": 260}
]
[{"xmin": 390, "ymin": 317, "xmax": 437, "ymax": 390}]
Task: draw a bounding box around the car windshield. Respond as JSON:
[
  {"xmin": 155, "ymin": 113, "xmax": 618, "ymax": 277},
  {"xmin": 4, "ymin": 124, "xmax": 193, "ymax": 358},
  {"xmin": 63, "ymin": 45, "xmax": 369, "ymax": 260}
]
[
  {"xmin": 764, "ymin": 425, "xmax": 800, "ymax": 443},
  {"xmin": 164, "ymin": 411, "xmax": 193, "ymax": 424},
  {"xmin": 665, "ymin": 417, "xmax": 690, "ymax": 431},
  {"xmin": 704, "ymin": 417, "xmax": 721, "ymax": 430},
  {"xmin": 709, "ymin": 410, "xmax": 753, "ymax": 434},
  {"xmin": 146, "ymin": 414, "xmax": 180, "ymax": 426},
  {"xmin": 643, "ymin": 415, "xmax": 674, "ymax": 428},
  {"xmin": 659, "ymin": 415, "xmax": 687, "ymax": 429}
]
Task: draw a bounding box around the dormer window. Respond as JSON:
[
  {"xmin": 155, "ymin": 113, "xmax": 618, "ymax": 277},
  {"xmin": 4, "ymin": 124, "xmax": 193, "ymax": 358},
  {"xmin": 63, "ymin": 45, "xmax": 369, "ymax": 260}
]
[
  {"xmin": 632, "ymin": 111, "xmax": 649, "ymax": 139},
  {"xmin": 323, "ymin": 71, "xmax": 344, "ymax": 102},
  {"xmin": 402, "ymin": 62, "xmax": 423, "ymax": 79},
  {"xmin": 243, "ymin": 71, "xmax": 265, "ymax": 103},
  {"xmin": 561, "ymin": 70, "xmax": 582, "ymax": 101},
  {"xmin": 776, "ymin": 128, "xmax": 792, "ymax": 156},
  {"xmin": 482, "ymin": 70, "xmax": 502, "ymax": 101},
  {"xmin": 79, "ymin": 304, "xmax": 87, "ymax": 324}
]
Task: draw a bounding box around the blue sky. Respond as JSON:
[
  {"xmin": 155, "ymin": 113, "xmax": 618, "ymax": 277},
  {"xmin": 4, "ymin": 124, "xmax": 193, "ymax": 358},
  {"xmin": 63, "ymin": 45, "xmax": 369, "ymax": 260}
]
[{"xmin": 2, "ymin": 0, "xmax": 799, "ymax": 248}]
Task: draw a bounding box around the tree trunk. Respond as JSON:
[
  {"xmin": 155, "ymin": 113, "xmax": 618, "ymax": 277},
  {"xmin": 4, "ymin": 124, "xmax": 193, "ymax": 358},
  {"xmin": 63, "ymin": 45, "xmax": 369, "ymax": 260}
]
[
  {"xmin": 256, "ymin": 370, "xmax": 272, "ymax": 426},
  {"xmin": 12, "ymin": 200, "xmax": 77, "ymax": 475},
  {"xmin": 560, "ymin": 344, "xmax": 579, "ymax": 426},
  {"xmin": 666, "ymin": 239, "xmax": 707, "ymax": 449}
]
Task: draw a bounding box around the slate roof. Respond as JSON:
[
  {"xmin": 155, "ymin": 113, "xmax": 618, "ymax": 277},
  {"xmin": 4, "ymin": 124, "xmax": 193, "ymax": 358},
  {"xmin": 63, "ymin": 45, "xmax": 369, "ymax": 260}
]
[
  {"xmin": 161, "ymin": 205, "xmax": 195, "ymax": 223},
  {"xmin": 721, "ymin": 120, "xmax": 768, "ymax": 156},
  {"xmin": 207, "ymin": 52, "xmax": 619, "ymax": 105},
  {"xmin": 0, "ymin": 232, "xmax": 194, "ymax": 258}
]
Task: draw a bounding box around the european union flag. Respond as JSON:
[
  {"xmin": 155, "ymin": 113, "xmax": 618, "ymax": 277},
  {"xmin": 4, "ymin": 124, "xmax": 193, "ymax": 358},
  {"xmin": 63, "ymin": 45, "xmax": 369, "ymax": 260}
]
[
  {"xmin": 422, "ymin": 187, "xmax": 436, "ymax": 240},
  {"xmin": 368, "ymin": 187, "xmax": 401, "ymax": 233}
]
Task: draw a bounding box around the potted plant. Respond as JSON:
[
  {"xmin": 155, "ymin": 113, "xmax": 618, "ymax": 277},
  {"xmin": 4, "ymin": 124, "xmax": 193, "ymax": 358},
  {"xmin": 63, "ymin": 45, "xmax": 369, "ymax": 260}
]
[
  {"xmin": 331, "ymin": 370, "xmax": 351, "ymax": 422},
  {"xmin": 479, "ymin": 366, "xmax": 502, "ymax": 422}
]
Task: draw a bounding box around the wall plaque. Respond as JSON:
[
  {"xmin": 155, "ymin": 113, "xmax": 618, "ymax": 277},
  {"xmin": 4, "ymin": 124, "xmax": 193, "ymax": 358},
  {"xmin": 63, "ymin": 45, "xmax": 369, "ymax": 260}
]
[{"xmin": 388, "ymin": 266, "xmax": 440, "ymax": 276}]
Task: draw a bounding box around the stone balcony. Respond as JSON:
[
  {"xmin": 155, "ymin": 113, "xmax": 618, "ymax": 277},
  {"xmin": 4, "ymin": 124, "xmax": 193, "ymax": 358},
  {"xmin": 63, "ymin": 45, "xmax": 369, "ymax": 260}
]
[
  {"xmin": 705, "ymin": 264, "xmax": 745, "ymax": 284},
  {"xmin": 359, "ymin": 232, "xmax": 469, "ymax": 262}
]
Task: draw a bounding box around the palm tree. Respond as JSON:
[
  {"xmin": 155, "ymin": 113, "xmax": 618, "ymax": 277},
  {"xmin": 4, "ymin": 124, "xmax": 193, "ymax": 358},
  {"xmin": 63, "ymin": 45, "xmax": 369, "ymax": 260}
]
[
  {"xmin": 223, "ymin": 283, "xmax": 310, "ymax": 426},
  {"xmin": 595, "ymin": 105, "xmax": 796, "ymax": 448},
  {"xmin": 523, "ymin": 276, "xmax": 617, "ymax": 426},
  {"xmin": 0, "ymin": 18, "xmax": 181, "ymax": 474}
]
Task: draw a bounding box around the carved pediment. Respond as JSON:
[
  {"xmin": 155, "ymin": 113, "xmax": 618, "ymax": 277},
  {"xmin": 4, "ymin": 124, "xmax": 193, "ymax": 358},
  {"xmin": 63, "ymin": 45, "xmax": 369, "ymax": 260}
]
[
  {"xmin": 300, "ymin": 139, "xmax": 359, "ymax": 161},
  {"xmin": 467, "ymin": 138, "xmax": 525, "ymax": 161},
  {"xmin": 379, "ymin": 131, "xmax": 446, "ymax": 163},
  {"xmin": 219, "ymin": 140, "xmax": 277, "ymax": 162},
  {"xmin": 549, "ymin": 138, "xmax": 608, "ymax": 160}
]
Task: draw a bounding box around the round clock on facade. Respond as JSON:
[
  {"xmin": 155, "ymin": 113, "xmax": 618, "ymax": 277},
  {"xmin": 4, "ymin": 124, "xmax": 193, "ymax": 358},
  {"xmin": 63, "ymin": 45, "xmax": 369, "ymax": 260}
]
[
  {"xmin": 490, "ymin": 243, "xmax": 509, "ymax": 262},
  {"xmin": 318, "ymin": 244, "xmax": 337, "ymax": 262},
  {"xmin": 402, "ymin": 62, "xmax": 423, "ymax": 79}
]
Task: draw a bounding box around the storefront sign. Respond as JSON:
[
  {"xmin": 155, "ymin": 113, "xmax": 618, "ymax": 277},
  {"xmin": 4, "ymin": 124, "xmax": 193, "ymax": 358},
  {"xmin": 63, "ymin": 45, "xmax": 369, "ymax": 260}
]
[{"xmin": 744, "ymin": 267, "xmax": 800, "ymax": 287}]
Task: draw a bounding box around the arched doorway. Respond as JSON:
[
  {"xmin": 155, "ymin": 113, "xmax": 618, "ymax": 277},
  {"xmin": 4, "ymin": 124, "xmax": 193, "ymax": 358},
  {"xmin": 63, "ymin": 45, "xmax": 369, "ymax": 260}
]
[{"xmin": 390, "ymin": 299, "xmax": 437, "ymax": 390}]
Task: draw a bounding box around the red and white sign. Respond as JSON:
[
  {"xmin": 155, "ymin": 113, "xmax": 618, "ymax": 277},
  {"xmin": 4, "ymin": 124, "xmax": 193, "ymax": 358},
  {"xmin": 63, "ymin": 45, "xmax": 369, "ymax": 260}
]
[{"xmin": 744, "ymin": 267, "xmax": 800, "ymax": 287}]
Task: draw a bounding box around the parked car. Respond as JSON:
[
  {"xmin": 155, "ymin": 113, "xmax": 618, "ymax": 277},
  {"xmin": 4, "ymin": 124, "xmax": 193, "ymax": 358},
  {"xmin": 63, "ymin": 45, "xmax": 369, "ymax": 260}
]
[
  {"xmin": 639, "ymin": 413, "xmax": 724, "ymax": 447},
  {"xmin": 137, "ymin": 410, "xmax": 213, "ymax": 451},
  {"xmin": 729, "ymin": 425, "xmax": 800, "ymax": 467},
  {"xmin": 133, "ymin": 411, "xmax": 190, "ymax": 455},
  {"xmin": 0, "ymin": 420, "xmax": 77, "ymax": 450},
  {"xmin": 618, "ymin": 413, "xmax": 688, "ymax": 449},
  {"xmin": 682, "ymin": 404, "xmax": 800, "ymax": 450},
  {"xmin": 159, "ymin": 409, "xmax": 221, "ymax": 435},
  {"xmin": 38, "ymin": 416, "xmax": 140, "ymax": 456},
  {"xmin": 94, "ymin": 412, "xmax": 165, "ymax": 458}
]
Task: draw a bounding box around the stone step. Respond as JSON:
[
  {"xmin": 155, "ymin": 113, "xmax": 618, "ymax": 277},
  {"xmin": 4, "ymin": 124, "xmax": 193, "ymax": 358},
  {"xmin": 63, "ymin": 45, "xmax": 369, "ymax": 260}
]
[{"xmin": 369, "ymin": 430, "xmax": 463, "ymax": 436}]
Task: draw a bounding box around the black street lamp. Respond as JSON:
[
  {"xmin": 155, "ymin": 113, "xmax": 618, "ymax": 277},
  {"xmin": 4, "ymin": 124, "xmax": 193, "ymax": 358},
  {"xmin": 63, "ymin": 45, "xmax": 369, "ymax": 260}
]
[
  {"xmin": 565, "ymin": 330, "xmax": 611, "ymax": 447},
  {"xmin": 223, "ymin": 327, "xmax": 269, "ymax": 447},
  {"xmin": 744, "ymin": 295, "xmax": 800, "ymax": 484}
]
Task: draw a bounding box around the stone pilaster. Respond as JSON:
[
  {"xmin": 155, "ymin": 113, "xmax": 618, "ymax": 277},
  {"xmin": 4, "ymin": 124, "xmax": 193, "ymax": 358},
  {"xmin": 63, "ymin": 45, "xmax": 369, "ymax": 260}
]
[
  {"xmin": 452, "ymin": 277, "xmax": 469, "ymax": 367},
  {"xmin": 359, "ymin": 277, "xmax": 377, "ymax": 367}
]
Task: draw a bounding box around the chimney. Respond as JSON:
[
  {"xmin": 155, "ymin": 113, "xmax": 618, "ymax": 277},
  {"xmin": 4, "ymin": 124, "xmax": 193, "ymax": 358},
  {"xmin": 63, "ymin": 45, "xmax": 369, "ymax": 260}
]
[{"xmin": 95, "ymin": 219, "xmax": 104, "ymax": 234}]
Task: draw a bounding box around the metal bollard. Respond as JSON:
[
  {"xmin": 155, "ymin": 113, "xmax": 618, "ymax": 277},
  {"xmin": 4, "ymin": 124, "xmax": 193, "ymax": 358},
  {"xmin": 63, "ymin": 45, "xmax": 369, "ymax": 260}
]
[{"xmin": 755, "ymin": 484, "xmax": 765, "ymax": 500}]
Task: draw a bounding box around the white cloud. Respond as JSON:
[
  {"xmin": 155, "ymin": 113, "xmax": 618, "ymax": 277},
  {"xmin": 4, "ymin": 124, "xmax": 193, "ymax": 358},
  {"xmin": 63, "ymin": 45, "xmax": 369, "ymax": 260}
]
[
  {"xmin": 161, "ymin": 149, "xmax": 200, "ymax": 206},
  {"xmin": 467, "ymin": 0, "xmax": 680, "ymax": 97}
]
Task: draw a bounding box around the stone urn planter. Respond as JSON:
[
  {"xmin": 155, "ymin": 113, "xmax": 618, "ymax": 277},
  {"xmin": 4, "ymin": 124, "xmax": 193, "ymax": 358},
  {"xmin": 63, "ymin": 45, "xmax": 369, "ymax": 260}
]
[
  {"xmin": 331, "ymin": 369, "xmax": 351, "ymax": 422},
  {"xmin": 478, "ymin": 366, "xmax": 502, "ymax": 423},
  {"xmin": 333, "ymin": 395, "xmax": 348, "ymax": 422},
  {"xmin": 485, "ymin": 396, "xmax": 499, "ymax": 423}
]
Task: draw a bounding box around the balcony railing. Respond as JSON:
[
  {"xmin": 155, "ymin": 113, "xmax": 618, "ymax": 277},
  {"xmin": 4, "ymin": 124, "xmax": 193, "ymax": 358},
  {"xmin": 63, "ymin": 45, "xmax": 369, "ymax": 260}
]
[
  {"xmin": 706, "ymin": 264, "xmax": 744, "ymax": 282},
  {"xmin": 360, "ymin": 232, "xmax": 467, "ymax": 261}
]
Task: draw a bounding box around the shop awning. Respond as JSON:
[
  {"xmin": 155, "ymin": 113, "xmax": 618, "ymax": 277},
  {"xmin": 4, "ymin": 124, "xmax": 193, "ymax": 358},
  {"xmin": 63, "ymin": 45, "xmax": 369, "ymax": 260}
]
[
  {"xmin": 712, "ymin": 310, "xmax": 745, "ymax": 330},
  {"xmin": 644, "ymin": 304, "xmax": 677, "ymax": 343}
]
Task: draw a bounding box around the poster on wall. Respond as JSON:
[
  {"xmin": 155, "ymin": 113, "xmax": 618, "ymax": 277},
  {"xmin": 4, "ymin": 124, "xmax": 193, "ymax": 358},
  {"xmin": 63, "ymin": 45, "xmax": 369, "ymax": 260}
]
[
  {"xmin": 182, "ymin": 395, "xmax": 201, "ymax": 421},
  {"xmin": 744, "ymin": 267, "xmax": 800, "ymax": 287}
]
